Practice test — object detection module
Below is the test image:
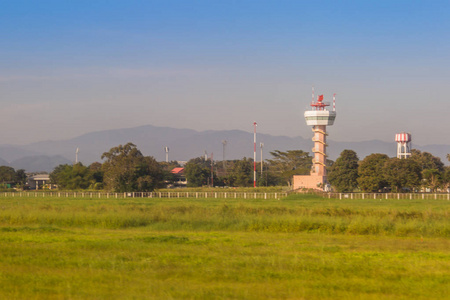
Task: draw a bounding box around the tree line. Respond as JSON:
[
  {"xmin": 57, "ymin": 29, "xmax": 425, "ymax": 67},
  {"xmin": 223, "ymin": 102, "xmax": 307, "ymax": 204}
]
[
  {"xmin": 328, "ymin": 149, "xmax": 450, "ymax": 192},
  {"xmin": 0, "ymin": 166, "xmax": 27, "ymax": 190},
  {"xmin": 49, "ymin": 146, "xmax": 316, "ymax": 191},
  {"xmin": 0, "ymin": 142, "xmax": 448, "ymax": 193}
]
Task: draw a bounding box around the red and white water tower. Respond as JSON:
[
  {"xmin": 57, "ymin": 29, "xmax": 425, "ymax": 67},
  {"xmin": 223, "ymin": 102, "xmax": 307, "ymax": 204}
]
[{"xmin": 395, "ymin": 132, "xmax": 412, "ymax": 159}]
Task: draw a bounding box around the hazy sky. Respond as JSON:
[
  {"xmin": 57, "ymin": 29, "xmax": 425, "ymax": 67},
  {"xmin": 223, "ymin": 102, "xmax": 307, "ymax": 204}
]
[{"xmin": 1, "ymin": 0, "xmax": 449, "ymax": 146}]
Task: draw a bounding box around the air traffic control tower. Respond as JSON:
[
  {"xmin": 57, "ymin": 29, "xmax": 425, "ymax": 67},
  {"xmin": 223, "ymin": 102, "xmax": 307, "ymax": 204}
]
[{"xmin": 293, "ymin": 91, "xmax": 336, "ymax": 190}]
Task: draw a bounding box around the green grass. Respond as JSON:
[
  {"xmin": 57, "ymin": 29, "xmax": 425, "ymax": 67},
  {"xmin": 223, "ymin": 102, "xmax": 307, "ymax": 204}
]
[{"xmin": 0, "ymin": 194, "xmax": 449, "ymax": 299}]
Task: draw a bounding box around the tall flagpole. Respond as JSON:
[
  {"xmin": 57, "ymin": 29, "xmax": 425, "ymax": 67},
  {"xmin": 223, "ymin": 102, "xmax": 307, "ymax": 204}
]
[{"xmin": 253, "ymin": 122, "xmax": 257, "ymax": 188}]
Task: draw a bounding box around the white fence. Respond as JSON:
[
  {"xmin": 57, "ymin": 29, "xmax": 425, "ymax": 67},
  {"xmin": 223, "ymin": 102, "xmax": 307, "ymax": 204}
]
[
  {"xmin": 0, "ymin": 191, "xmax": 449, "ymax": 200},
  {"xmin": 322, "ymin": 192, "xmax": 450, "ymax": 200},
  {"xmin": 0, "ymin": 191, "xmax": 288, "ymax": 200}
]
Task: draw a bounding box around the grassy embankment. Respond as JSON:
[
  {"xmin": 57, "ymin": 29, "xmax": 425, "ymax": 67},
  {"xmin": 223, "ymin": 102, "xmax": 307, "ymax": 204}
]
[{"xmin": 0, "ymin": 194, "xmax": 449, "ymax": 299}]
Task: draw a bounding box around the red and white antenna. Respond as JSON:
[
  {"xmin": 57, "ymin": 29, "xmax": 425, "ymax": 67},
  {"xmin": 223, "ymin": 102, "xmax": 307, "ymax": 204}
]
[
  {"xmin": 312, "ymin": 86, "xmax": 315, "ymax": 104},
  {"xmin": 333, "ymin": 93, "xmax": 336, "ymax": 112}
]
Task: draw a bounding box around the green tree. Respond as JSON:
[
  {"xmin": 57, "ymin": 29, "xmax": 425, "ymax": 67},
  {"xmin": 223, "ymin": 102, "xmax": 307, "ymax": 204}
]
[
  {"xmin": 184, "ymin": 158, "xmax": 210, "ymax": 187},
  {"xmin": 409, "ymin": 150, "xmax": 446, "ymax": 191},
  {"xmin": 228, "ymin": 158, "xmax": 253, "ymax": 187},
  {"xmin": 50, "ymin": 163, "xmax": 93, "ymax": 190},
  {"xmin": 328, "ymin": 150, "xmax": 359, "ymax": 192},
  {"xmin": 88, "ymin": 162, "xmax": 104, "ymax": 190},
  {"xmin": 0, "ymin": 166, "xmax": 17, "ymax": 187},
  {"xmin": 266, "ymin": 150, "xmax": 312, "ymax": 186},
  {"xmin": 384, "ymin": 158, "xmax": 422, "ymax": 192},
  {"xmin": 410, "ymin": 149, "xmax": 444, "ymax": 172},
  {"xmin": 101, "ymin": 143, "xmax": 164, "ymax": 192},
  {"xmin": 15, "ymin": 169, "xmax": 27, "ymax": 187},
  {"xmin": 357, "ymin": 153, "xmax": 389, "ymax": 192},
  {"xmin": 443, "ymin": 166, "xmax": 450, "ymax": 191},
  {"xmin": 50, "ymin": 164, "xmax": 66, "ymax": 185},
  {"xmin": 422, "ymin": 169, "xmax": 442, "ymax": 192}
]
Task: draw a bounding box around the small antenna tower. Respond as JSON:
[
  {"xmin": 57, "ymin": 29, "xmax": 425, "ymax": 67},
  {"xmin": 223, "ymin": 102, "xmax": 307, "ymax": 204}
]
[
  {"xmin": 164, "ymin": 147, "xmax": 169, "ymax": 163},
  {"xmin": 75, "ymin": 148, "xmax": 79, "ymax": 164},
  {"xmin": 222, "ymin": 140, "xmax": 227, "ymax": 174},
  {"xmin": 204, "ymin": 150, "xmax": 208, "ymax": 161}
]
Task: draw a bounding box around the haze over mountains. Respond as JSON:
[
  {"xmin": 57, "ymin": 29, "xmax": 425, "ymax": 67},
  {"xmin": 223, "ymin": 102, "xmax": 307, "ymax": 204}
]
[{"xmin": 0, "ymin": 125, "xmax": 448, "ymax": 172}]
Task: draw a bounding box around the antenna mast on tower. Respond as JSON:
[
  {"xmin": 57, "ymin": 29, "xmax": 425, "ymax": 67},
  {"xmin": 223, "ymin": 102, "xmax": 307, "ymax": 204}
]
[{"xmin": 333, "ymin": 93, "xmax": 336, "ymax": 112}]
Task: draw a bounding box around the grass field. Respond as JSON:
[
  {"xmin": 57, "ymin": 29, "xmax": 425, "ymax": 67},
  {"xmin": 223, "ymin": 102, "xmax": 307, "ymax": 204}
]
[{"xmin": 0, "ymin": 194, "xmax": 449, "ymax": 299}]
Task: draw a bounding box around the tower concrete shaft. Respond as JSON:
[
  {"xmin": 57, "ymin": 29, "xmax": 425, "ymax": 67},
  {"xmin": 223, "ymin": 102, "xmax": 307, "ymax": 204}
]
[{"xmin": 312, "ymin": 125, "xmax": 327, "ymax": 176}]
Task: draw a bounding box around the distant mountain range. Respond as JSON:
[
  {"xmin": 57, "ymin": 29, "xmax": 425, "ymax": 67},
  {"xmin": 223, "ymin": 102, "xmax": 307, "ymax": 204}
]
[{"xmin": 0, "ymin": 125, "xmax": 448, "ymax": 172}]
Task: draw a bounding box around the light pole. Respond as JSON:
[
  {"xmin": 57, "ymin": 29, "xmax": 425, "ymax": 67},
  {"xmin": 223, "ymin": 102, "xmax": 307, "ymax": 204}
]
[
  {"xmin": 222, "ymin": 140, "xmax": 227, "ymax": 175},
  {"xmin": 253, "ymin": 122, "xmax": 257, "ymax": 188},
  {"xmin": 260, "ymin": 142, "xmax": 264, "ymax": 174}
]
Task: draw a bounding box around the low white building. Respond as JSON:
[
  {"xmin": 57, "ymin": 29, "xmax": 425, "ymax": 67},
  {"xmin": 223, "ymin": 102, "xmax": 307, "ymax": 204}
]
[{"xmin": 27, "ymin": 174, "xmax": 51, "ymax": 190}]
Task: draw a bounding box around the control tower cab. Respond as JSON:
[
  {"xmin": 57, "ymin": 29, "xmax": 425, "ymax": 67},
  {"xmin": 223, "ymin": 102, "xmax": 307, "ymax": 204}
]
[{"xmin": 304, "ymin": 95, "xmax": 336, "ymax": 126}]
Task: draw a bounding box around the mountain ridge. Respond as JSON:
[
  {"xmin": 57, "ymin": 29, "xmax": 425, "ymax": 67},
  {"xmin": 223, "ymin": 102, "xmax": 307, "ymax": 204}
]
[{"xmin": 0, "ymin": 124, "xmax": 448, "ymax": 172}]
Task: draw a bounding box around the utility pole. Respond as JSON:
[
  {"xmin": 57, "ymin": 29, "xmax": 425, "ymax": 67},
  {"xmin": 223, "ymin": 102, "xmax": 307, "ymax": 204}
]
[
  {"xmin": 210, "ymin": 153, "xmax": 214, "ymax": 187},
  {"xmin": 260, "ymin": 142, "xmax": 264, "ymax": 174},
  {"xmin": 222, "ymin": 140, "xmax": 227, "ymax": 175}
]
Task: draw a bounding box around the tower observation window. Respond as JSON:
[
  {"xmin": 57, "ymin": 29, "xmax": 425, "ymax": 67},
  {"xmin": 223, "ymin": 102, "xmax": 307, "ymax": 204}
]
[{"xmin": 306, "ymin": 116, "xmax": 336, "ymax": 121}]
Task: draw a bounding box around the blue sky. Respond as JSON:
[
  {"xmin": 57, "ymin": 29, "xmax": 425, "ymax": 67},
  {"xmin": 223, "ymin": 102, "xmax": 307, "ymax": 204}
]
[{"xmin": 1, "ymin": 0, "xmax": 449, "ymax": 146}]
